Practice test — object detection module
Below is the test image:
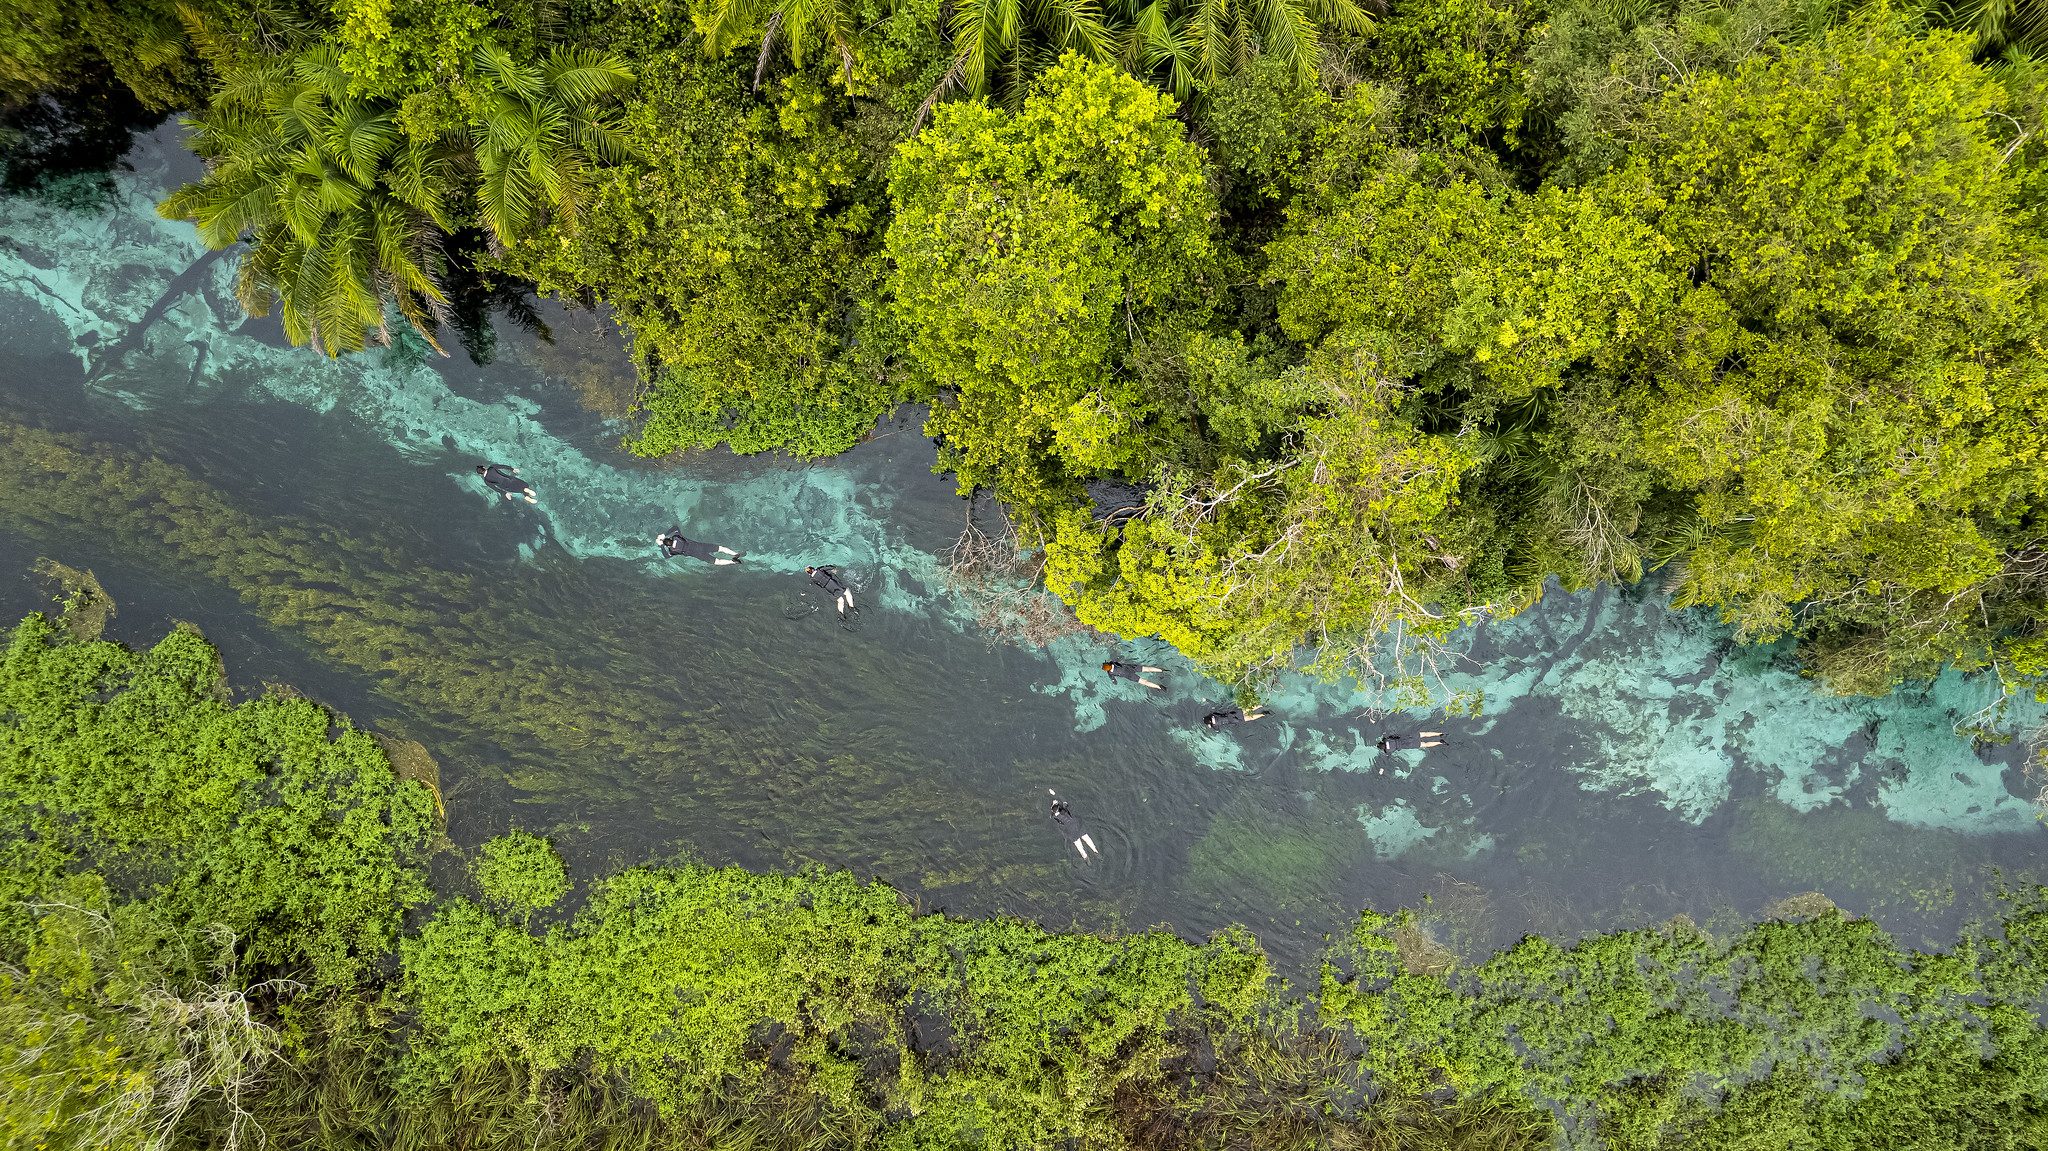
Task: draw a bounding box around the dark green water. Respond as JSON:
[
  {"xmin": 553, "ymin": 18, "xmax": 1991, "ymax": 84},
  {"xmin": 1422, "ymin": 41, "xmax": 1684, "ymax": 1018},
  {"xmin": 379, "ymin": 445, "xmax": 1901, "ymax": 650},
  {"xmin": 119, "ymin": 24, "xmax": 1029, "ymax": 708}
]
[{"xmin": 0, "ymin": 119, "xmax": 2040, "ymax": 967}]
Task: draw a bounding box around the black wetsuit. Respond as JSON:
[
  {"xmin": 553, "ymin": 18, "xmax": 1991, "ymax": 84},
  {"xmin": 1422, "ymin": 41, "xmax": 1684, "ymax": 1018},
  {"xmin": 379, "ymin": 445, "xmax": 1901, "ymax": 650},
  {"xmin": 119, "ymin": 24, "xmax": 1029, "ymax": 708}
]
[
  {"xmin": 809, "ymin": 566, "xmax": 848, "ymax": 594},
  {"xmin": 1377, "ymin": 733, "xmax": 1420, "ymax": 753},
  {"xmin": 1205, "ymin": 708, "xmax": 1250, "ymax": 729},
  {"xmin": 658, "ymin": 532, "xmax": 721, "ymax": 562},
  {"xmin": 1104, "ymin": 661, "xmax": 1146, "ymax": 682},
  {"xmin": 1051, "ymin": 800, "xmax": 1085, "ymax": 837},
  {"xmin": 480, "ymin": 464, "xmax": 531, "ymax": 499}
]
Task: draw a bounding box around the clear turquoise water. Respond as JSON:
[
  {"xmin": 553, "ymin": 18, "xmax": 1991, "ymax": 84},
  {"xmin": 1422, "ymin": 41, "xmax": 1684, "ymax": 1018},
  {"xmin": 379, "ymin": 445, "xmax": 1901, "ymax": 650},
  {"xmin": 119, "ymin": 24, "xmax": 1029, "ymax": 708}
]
[{"xmin": 0, "ymin": 119, "xmax": 2040, "ymax": 966}]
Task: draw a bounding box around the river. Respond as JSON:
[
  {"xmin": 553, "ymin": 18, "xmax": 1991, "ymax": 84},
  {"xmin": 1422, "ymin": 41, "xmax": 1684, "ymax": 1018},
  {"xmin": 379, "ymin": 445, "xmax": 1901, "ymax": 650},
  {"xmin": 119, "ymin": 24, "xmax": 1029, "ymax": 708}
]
[{"xmin": 0, "ymin": 113, "xmax": 2040, "ymax": 968}]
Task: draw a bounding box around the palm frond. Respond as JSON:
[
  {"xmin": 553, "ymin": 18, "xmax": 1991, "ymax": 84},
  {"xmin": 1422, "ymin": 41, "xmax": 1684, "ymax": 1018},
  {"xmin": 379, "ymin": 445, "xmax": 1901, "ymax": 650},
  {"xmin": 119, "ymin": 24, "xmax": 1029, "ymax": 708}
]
[
  {"xmin": 702, "ymin": 0, "xmax": 775, "ymax": 57},
  {"xmin": 1253, "ymin": 0, "xmax": 1319, "ymax": 82},
  {"xmin": 543, "ymin": 48, "xmax": 636, "ymax": 105},
  {"xmin": 1033, "ymin": 0, "xmax": 1116, "ymax": 59}
]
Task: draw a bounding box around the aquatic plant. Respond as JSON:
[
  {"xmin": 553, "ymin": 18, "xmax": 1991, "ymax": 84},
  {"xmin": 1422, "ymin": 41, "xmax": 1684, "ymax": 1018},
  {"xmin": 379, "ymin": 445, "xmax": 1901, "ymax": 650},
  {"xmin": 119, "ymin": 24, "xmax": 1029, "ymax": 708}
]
[
  {"xmin": 0, "ymin": 609, "xmax": 437, "ymax": 986},
  {"xmin": 471, "ymin": 830, "xmax": 571, "ymax": 917}
]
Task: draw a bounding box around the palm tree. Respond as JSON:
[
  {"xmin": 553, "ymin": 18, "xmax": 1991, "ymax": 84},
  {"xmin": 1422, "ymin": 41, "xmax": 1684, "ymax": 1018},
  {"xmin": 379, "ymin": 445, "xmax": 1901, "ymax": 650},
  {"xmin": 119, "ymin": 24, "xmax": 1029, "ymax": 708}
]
[
  {"xmin": 698, "ymin": 0, "xmax": 863, "ymax": 88},
  {"xmin": 938, "ymin": 0, "xmax": 1367, "ymax": 104},
  {"xmin": 466, "ymin": 44, "xmax": 635, "ymax": 247},
  {"xmin": 158, "ymin": 49, "xmax": 453, "ymax": 356},
  {"xmin": 714, "ymin": 0, "xmax": 1363, "ymax": 109},
  {"xmin": 1942, "ymin": 0, "xmax": 2048, "ymax": 56},
  {"xmin": 949, "ymin": 0, "xmax": 1116, "ymax": 97}
]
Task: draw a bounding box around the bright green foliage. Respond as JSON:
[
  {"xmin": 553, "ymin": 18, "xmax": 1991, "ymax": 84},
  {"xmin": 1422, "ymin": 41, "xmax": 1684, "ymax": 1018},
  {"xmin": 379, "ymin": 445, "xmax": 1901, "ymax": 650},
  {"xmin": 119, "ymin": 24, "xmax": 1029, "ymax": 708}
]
[
  {"xmin": 899, "ymin": 916, "xmax": 1270, "ymax": 1147},
  {"xmin": 332, "ymin": 0, "xmax": 500, "ymax": 100},
  {"xmin": 1043, "ymin": 362, "xmax": 1486, "ymax": 682},
  {"xmin": 403, "ymin": 866, "xmax": 911, "ymax": 1112},
  {"xmin": 472, "ymin": 831, "xmax": 571, "ymax": 915},
  {"xmin": 1364, "ymin": 0, "xmax": 1544, "ymax": 144},
  {"xmin": 1320, "ymin": 902, "xmax": 2048, "ymax": 1148},
  {"xmin": 1199, "ymin": 57, "xmax": 1397, "ymax": 209},
  {"xmin": 403, "ymin": 860, "xmax": 1272, "ymax": 1147},
  {"xmin": 0, "ymin": 613, "xmax": 437, "ymax": 987},
  {"xmin": 1624, "ymin": 14, "xmax": 2048, "ymax": 690},
  {"xmin": 511, "ymin": 50, "xmax": 902, "ymax": 458},
  {"xmin": 887, "ymin": 56, "xmax": 1217, "ymax": 510},
  {"xmin": 158, "ymin": 48, "xmax": 455, "ymax": 356},
  {"xmin": 1520, "ymin": 0, "xmax": 1831, "ymax": 184}
]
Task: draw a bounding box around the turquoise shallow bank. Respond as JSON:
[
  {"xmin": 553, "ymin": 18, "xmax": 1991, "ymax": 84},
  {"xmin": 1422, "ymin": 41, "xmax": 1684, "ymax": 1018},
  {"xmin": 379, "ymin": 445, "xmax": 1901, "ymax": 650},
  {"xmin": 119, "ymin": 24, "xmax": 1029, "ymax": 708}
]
[{"xmin": 0, "ymin": 122, "xmax": 2041, "ymax": 963}]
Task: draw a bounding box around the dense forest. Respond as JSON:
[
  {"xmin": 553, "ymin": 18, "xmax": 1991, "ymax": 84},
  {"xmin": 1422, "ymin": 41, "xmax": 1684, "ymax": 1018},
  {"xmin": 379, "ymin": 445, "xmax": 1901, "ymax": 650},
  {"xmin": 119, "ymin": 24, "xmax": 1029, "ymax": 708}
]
[
  {"xmin": 5, "ymin": 0, "xmax": 2044, "ymax": 698},
  {"xmin": 0, "ymin": 599, "xmax": 2042, "ymax": 1149}
]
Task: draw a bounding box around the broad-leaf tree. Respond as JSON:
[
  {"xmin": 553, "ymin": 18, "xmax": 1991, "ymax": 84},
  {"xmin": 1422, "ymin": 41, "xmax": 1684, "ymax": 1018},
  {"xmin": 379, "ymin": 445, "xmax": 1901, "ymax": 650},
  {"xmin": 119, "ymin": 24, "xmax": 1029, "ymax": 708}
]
[{"xmin": 886, "ymin": 55, "xmax": 1219, "ymax": 510}]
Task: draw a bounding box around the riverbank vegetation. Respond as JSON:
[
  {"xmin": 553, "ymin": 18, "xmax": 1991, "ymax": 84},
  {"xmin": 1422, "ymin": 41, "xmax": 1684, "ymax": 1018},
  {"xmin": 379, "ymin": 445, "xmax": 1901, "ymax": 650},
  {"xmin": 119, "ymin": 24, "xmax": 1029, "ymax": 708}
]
[
  {"xmin": 5, "ymin": 0, "xmax": 2048, "ymax": 698},
  {"xmin": 0, "ymin": 610, "xmax": 2044, "ymax": 1148},
  {"xmin": 0, "ymin": 606, "xmax": 2031, "ymax": 1138}
]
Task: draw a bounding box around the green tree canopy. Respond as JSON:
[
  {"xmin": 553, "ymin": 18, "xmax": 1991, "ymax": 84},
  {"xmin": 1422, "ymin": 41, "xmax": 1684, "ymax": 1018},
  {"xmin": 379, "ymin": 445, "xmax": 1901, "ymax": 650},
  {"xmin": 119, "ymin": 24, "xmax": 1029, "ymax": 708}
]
[
  {"xmin": 1620, "ymin": 13, "xmax": 2048, "ymax": 690},
  {"xmin": 886, "ymin": 55, "xmax": 1219, "ymax": 511}
]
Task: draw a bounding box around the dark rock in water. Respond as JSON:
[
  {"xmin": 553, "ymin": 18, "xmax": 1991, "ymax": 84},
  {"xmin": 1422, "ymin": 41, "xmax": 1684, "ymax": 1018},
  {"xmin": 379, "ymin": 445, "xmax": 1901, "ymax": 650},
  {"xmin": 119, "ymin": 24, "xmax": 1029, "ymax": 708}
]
[
  {"xmin": 76, "ymin": 330, "xmax": 101, "ymax": 347},
  {"xmin": 862, "ymin": 1044, "xmax": 901, "ymax": 1083},
  {"xmin": 1328, "ymin": 953, "xmax": 1358, "ymax": 985},
  {"xmin": 750, "ymin": 1020, "xmax": 796, "ymax": 1072},
  {"xmin": 1335, "ymin": 1021, "xmax": 1367, "ymax": 1060},
  {"xmin": 907, "ymin": 991, "xmax": 960, "ymax": 1065},
  {"xmin": 1188, "ymin": 1030, "xmax": 1218, "ymax": 1076}
]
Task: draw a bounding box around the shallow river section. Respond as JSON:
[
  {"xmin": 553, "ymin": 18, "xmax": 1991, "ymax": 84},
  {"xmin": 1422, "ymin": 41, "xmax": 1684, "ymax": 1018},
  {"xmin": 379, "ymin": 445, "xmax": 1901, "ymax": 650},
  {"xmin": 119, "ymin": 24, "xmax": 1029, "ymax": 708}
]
[{"xmin": 0, "ymin": 124, "xmax": 2040, "ymax": 966}]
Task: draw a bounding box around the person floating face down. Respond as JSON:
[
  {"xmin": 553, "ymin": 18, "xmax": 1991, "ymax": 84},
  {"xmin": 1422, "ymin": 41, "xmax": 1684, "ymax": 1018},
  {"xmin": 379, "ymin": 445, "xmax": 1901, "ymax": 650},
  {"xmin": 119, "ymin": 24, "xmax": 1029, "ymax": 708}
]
[
  {"xmin": 1048, "ymin": 789, "xmax": 1100, "ymax": 860},
  {"xmin": 805, "ymin": 565, "xmax": 854, "ymax": 616},
  {"xmin": 656, "ymin": 528, "xmax": 742, "ymax": 565},
  {"xmin": 476, "ymin": 463, "xmax": 536, "ymax": 504},
  {"xmin": 1203, "ymin": 705, "xmax": 1269, "ymax": 730},
  {"xmin": 1102, "ymin": 660, "xmax": 1165, "ymax": 691},
  {"xmin": 1374, "ymin": 730, "xmax": 1446, "ymax": 774}
]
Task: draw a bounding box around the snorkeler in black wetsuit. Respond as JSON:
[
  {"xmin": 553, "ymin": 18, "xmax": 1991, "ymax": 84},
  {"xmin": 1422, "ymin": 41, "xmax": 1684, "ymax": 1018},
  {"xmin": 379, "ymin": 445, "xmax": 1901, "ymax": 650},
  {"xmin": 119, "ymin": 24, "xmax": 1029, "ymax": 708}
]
[
  {"xmin": 1376, "ymin": 731, "xmax": 1446, "ymax": 753},
  {"xmin": 805, "ymin": 565, "xmax": 854, "ymax": 616},
  {"xmin": 1047, "ymin": 789, "xmax": 1100, "ymax": 860},
  {"xmin": 1373, "ymin": 730, "xmax": 1446, "ymax": 774},
  {"xmin": 1102, "ymin": 660, "xmax": 1165, "ymax": 691},
  {"xmin": 656, "ymin": 528, "xmax": 741, "ymax": 565},
  {"xmin": 476, "ymin": 463, "xmax": 536, "ymax": 504},
  {"xmin": 1203, "ymin": 706, "xmax": 1269, "ymax": 730}
]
